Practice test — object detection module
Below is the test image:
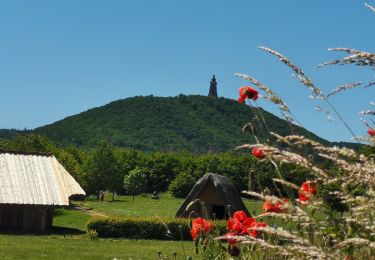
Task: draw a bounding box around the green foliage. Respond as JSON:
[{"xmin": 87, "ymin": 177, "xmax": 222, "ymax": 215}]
[
  {"xmin": 87, "ymin": 217, "xmax": 227, "ymax": 240},
  {"xmin": 0, "ymin": 133, "xmax": 57, "ymax": 153},
  {"xmin": 30, "ymin": 95, "xmax": 335, "ymax": 152},
  {"xmin": 0, "ymin": 134, "xmax": 311, "ymax": 198},
  {"xmin": 123, "ymin": 167, "xmax": 148, "ymax": 198},
  {"xmin": 168, "ymin": 171, "xmax": 197, "ymax": 198},
  {"xmin": 84, "ymin": 141, "xmax": 122, "ymax": 197},
  {"xmin": 359, "ymin": 144, "xmax": 375, "ymax": 157}
]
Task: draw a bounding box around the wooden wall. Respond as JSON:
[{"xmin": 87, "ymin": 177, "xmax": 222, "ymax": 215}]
[{"xmin": 0, "ymin": 205, "xmax": 54, "ymax": 232}]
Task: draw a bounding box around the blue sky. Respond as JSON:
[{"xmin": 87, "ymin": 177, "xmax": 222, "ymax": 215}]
[{"xmin": 0, "ymin": 0, "xmax": 374, "ymax": 142}]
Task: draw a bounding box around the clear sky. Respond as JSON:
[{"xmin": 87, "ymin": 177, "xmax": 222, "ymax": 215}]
[{"xmin": 0, "ymin": 0, "xmax": 374, "ymax": 142}]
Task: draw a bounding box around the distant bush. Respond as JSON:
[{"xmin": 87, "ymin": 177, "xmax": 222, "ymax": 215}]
[
  {"xmin": 168, "ymin": 171, "xmax": 197, "ymax": 198},
  {"xmin": 87, "ymin": 217, "xmax": 227, "ymax": 240}
]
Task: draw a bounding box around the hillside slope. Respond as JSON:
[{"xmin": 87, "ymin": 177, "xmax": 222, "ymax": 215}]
[{"xmin": 33, "ymin": 95, "xmax": 329, "ymax": 152}]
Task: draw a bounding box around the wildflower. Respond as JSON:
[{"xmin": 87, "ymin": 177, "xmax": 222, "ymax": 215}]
[
  {"xmin": 368, "ymin": 128, "xmax": 375, "ymax": 136},
  {"xmin": 252, "ymin": 147, "xmax": 265, "ymax": 159},
  {"xmin": 233, "ymin": 210, "xmax": 247, "ymax": 222},
  {"xmin": 190, "ymin": 217, "xmax": 214, "ymax": 240},
  {"xmin": 238, "ymin": 86, "xmax": 259, "ymax": 103},
  {"xmin": 227, "ymin": 216, "xmax": 255, "ymax": 235},
  {"xmin": 262, "ymin": 198, "xmax": 289, "ymax": 213},
  {"xmin": 247, "ymin": 221, "xmax": 267, "ymax": 238},
  {"xmin": 298, "ymin": 181, "xmax": 317, "ymax": 204}
]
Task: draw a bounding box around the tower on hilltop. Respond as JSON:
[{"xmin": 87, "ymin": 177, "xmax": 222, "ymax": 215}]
[{"xmin": 208, "ymin": 75, "xmax": 218, "ymax": 97}]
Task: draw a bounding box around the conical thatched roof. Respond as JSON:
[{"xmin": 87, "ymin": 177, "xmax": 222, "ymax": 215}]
[{"xmin": 175, "ymin": 173, "xmax": 249, "ymax": 218}]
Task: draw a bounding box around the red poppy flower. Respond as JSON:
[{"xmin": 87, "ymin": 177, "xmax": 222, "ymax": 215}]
[
  {"xmin": 227, "ymin": 218, "xmax": 243, "ymax": 233},
  {"xmin": 252, "ymin": 147, "xmax": 265, "ymax": 159},
  {"xmin": 190, "ymin": 217, "xmax": 214, "ymax": 240},
  {"xmin": 233, "ymin": 210, "xmax": 248, "ymax": 222},
  {"xmin": 368, "ymin": 128, "xmax": 375, "ymax": 136},
  {"xmin": 262, "ymin": 198, "xmax": 288, "ymax": 213},
  {"xmin": 225, "ymin": 211, "xmax": 266, "ymax": 244},
  {"xmin": 228, "ymin": 211, "xmax": 255, "ymax": 235},
  {"xmin": 238, "ymin": 86, "xmax": 259, "ymax": 103},
  {"xmin": 241, "ymin": 217, "xmax": 255, "ymax": 235},
  {"xmin": 298, "ymin": 181, "xmax": 317, "ymax": 203},
  {"xmin": 247, "ymin": 221, "xmax": 267, "ymax": 238}
]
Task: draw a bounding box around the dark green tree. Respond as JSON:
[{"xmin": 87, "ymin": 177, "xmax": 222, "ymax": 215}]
[{"xmin": 85, "ymin": 141, "xmax": 122, "ymax": 199}]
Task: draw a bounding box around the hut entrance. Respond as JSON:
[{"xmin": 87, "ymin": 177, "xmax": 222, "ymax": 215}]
[{"xmin": 211, "ymin": 205, "xmax": 226, "ymax": 219}]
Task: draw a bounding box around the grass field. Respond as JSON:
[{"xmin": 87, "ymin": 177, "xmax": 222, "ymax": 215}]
[
  {"xmin": 0, "ymin": 193, "xmax": 264, "ymax": 259},
  {"xmin": 75, "ymin": 193, "xmax": 263, "ymax": 218},
  {"xmin": 76, "ymin": 193, "xmax": 186, "ymax": 218},
  {"xmin": 0, "ymin": 234, "xmax": 196, "ymax": 260}
]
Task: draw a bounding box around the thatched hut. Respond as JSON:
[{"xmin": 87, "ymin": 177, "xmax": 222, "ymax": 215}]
[
  {"xmin": 0, "ymin": 150, "xmax": 85, "ymax": 232},
  {"xmin": 175, "ymin": 173, "xmax": 249, "ymax": 219}
]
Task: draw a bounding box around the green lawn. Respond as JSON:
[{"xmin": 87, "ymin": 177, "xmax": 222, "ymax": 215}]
[
  {"xmin": 76, "ymin": 193, "xmax": 185, "ymax": 218},
  {"xmin": 0, "ymin": 235, "xmax": 196, "ymax": 260},
  {"xmin": 53, "ymin": 207, "xmax": 91, "ymax": 231},
  {"xmin": 0, "ymin": 193, "xmax": 264, "ymax": 259},
  {"xmin": 74, "ymin": 192, "xmax": 263, "ymax": 219}
]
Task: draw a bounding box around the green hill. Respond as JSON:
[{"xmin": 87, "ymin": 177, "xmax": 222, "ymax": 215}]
[{"xmin": 28, "ymin": 95, "xmax": 332, "ymax": 152}]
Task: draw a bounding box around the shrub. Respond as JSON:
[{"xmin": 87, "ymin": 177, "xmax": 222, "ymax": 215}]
[
  {"xmin": 123, "ymin": 167, "xmax": 148, "ymax": 200},
  {"xmin": 87, "ymin": 216, "xmax": 227, "ymax": 240},
  {"xmin": 168, "ymin": 171, "xmax": 197, "ymax": 198}
]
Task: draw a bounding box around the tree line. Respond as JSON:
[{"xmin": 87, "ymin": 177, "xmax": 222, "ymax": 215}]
[{"xmin": 0, "ymin": 134, "xmax": 336, "ymax": 199}]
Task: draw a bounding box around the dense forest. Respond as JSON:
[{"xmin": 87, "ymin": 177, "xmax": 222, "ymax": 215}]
[{"xmin": 1, "ymin": 95, "xmax": 348, "ymax": 152}]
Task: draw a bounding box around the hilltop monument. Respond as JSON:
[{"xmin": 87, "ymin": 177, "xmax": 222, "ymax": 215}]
[{"xmin": 208, "ymin": 75, "xmax": 218, "ymax": 97}]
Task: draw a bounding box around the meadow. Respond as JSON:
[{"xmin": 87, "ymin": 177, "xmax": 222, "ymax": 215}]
[{"xmin": 0, "ymin": 193, "xmax": 263, "ymax": 260}]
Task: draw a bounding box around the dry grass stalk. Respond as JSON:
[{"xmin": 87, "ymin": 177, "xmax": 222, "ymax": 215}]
[
  {"xmin": 318, "ymin": 48, "xmax": 375, "ymax": 67},
  {"xmin": 241, "ymin": 190, "xmax": 265, "ymax": 200},
  {"xmin": 243, "ymin": 227, "xmax": 330, "ymax": 258},
  {"xmin": 365, "ymin": 3, "xmax": 375, "ymax": 12},
  {"xmin": 235, "ymin": 73, "xmax": 302, "ymax": 126},
  {"xmin": 215, "ymin": 234, "xmax": 293, "ymax": 257},
  {"xmin": 259, "ymin": 45, "xmax": 323, "ymax": 97},
  {"xmin": 359, "ymin": 110, "xmax": 375, "ymax": 115},
  {"xmin": 272, "ymin": 178, "xmax": 299, "ymax": 190},
  {"xmin": 326, "ymin": 81, "xmax": 362, "ymax": 98},
  {"xmin": 333, "ymin": 237, "xmax": 375, "ymax": 252},
  {"xmin": 363, "ymin": 81, "xmax": 375, "ymax": 88},
  {"xmin": 259, "ymin": 45, "xmax": 357, "ymax": 137},
  {"xmin": 285, "ymin": 244, "xmax": 331, "ymax": 259},
  {"xmin": 237, "ymin": 143, "xmax": 329, "ymax": 179},
  {"xmin": 255, "ymin": 212, "xmax": 313, "ymax": 224}
]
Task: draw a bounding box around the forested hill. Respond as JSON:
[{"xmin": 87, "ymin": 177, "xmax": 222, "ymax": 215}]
[{"xmin": 25, "ymin": 95, "xmax": 335, "ymax": 152}]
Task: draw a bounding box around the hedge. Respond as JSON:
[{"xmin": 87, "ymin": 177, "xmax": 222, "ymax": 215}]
[{"xmin": 87, "ymin": 217, "xmax": 227, "ymax": 240}]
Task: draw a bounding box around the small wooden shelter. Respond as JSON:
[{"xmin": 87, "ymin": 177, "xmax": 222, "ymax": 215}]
[
  {"xmin": 0, "ymin": 150, "xmax": 85, "ymax": 232},
  {"xmin": 175, "ymin": 173, "xmax": 249, "ymax": 219}
]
